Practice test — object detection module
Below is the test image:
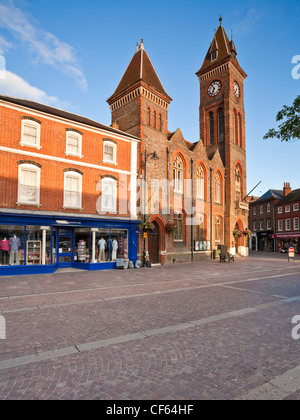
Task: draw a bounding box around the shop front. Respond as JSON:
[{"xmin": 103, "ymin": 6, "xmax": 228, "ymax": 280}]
[
  {"xmin": 0, "ymin": 212, "xmax": 139, "ymax": 276},
  {"xmin": 274, "ymin": 233, "xmax": 300, "ymax": 254}
]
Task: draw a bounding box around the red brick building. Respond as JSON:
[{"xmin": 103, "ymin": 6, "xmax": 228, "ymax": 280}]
[
  {"xmin": 0, "ymin": 96, "xmax": 140, "ymax": 275},
  {"xmin": 107, "ymin": 18, "xmax": 249, "ymax": 264},
  {"xmin": 274, "ymin": 186, "xmax": 300, "ymax": 254}
]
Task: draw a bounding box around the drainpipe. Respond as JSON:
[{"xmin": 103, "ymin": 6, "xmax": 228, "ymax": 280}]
[
  {"xmin": 210, "ymin": 167, "xmax": 213, "ymax": 259},
  {"xmin": 191, "ymin": 158, "xmax": 194, "ymax": 262}
]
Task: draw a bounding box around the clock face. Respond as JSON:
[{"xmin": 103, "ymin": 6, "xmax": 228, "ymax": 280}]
[
  {"xmin": 233, "ymin": 81, "xmax": 240, "ymax": 98},
  {"xmin": 207, "ymin": 80, "xmax": 222, "ymax": 97}
]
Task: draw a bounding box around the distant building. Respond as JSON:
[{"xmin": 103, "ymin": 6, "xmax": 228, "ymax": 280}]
[
  {"xmin": 249, "ymin": 187, "xmax": 284, "ymax": 252},
  {"xmin": 274, "ymin": 186, "xmax": 300, "ymax": 254}
]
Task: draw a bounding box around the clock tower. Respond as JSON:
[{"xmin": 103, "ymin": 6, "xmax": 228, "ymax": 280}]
[{"xmin": 196, "ymin": 17, "xmax": 248, "ymax": 251}]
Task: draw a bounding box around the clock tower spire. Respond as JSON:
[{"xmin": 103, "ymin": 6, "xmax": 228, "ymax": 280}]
[{"xmin": 196, "ymin": 18, "xmax": 248, "ymax": 252}]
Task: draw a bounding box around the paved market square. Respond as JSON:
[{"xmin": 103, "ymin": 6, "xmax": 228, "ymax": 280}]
[{"xmin": 0, "ymin": 252, "xmax": 300, "ymax": 400}]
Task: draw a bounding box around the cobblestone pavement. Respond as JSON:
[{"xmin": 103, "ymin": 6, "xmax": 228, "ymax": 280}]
[{"xmin": 0, "ymin": 252, "xmax": 300, "ymax": 400}]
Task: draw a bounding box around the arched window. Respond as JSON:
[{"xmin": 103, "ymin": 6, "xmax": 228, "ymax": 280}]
[
  {"xmin": 215, "ymin": 173, "xmax": 221, "ymax": 204},
  {"xmin": 218, "ymin": 108, "xmax": 224, "ymax": 143},
  {"xmin": 238, "ymin": 114, "xmax": 242, "ymax": 147},
  {"xmin": 64, "ymin": 171, "xmax": 82, "ymax": 209},
  {"xmin": 235, "ymin": 165, "xmax": 242, "ymax": 202},
  {"xmin": 173, "ymin": 156, "xmax": 183, "ymax": 193},
  {"xmin": 174, "ymin": 211, "xmax": 183, "ymax": 241},
  {"xmin": 159, "ymin": 114, "xmax": 162, "ymax": 131},
  {"xmin": 234, "ymin": 110, "xmax": 238, "ymax": 144},
  {"xmin": 147, "ymin": 108, "xmax": 151, "ymax": 126},
  {"xmin": 18, "ymin": 163, "xmax": 41, "ymax": 206},
  {"xmin": 153, "ymin": 111, "xmax": 157, "ymax": 129},
  {"xmin": 196, "ymin": 165, "xmax": 205, "ymax": 199},
  {"xmin": 209, "ymin": 112, "xmax": 214, "ymax": 145},
  {"xmin": 101, "ymin": 177, "xmax": 117, "ymax": 213},
  {"xmin": 215, "ymin": 217, "xmax": 221, "ymax": 242}
]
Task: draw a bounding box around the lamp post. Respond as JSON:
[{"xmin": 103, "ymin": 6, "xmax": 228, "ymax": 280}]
[{"xmin": 142, "ymin": 149, "xmax": 159, "ymax": 267}]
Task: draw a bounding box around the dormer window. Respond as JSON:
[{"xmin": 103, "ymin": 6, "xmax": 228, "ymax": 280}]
[{"xmin": 211, "ymin": 50, "xmax": 218, "ymax": 61}]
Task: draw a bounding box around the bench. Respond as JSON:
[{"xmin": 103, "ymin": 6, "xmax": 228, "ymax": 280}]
[{"xmin": 219, "ymin": 253, "xmax": 235, "ymax": 262}]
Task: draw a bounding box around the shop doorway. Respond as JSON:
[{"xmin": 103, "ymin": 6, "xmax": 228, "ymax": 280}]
[
  {"xmin": 148, "ymin": 222, "xmax": 160, "ymax": 264},
  {"xmin": 57, "ymin": 229, "xmax": 74, "ymax": 267}
]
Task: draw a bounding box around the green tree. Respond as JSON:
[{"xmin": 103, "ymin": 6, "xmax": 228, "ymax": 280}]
[{"xmin": 264, "ymin": 95, "xmax": 300, "ymax": 142}]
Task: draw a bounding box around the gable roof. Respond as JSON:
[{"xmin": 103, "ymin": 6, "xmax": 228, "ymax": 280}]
[
  {"xmin": 107, "ymin": 41, "xmax": 172, "ymax": 104},
  {"xmin": 0, "ymin": 94, "xmax": 141, "ymax": 141}
]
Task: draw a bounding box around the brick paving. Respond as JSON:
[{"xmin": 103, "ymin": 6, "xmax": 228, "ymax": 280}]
[{"xmin": 0, "ymin": 252, "xmax": 300, "ymax": 400}]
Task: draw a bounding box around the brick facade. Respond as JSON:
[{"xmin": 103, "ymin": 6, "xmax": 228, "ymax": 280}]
[{"xmin": 107, "ymin": 20, "xmax": 249, "ymax": 264}]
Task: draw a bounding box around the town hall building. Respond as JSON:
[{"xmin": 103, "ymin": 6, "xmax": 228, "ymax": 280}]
[{"xmin": 107, "ymin": 17, "xmax": 249, "ymax": 265}]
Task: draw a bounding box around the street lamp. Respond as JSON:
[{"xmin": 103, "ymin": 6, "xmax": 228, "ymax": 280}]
[{"xmin": 142, "ymin": 149, "xmax": 159, "ymax": 267}]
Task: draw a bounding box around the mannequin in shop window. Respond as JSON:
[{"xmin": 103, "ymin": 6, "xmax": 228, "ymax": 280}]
[
  {"xmin": 112, "ymin": 238, "xmax": 118, "ymax": 261},
  {"xmin": 10, "ymin": 234, "xmax": 21, "ymax": 265},
  {"xmin": 98, "ymin": 238, "xmax": 107, "ymax": 262},
  {"xmin": 0, "ymin": 237, "xmax": 10, "ymax": 265}
]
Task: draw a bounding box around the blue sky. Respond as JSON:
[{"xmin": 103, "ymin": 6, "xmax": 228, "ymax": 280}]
[{"xmin": 0, "ymin": 0, "xmax": 299, "ymax": 197}]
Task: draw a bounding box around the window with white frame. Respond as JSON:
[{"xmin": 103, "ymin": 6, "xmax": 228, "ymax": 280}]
[
  {"xmin": 285, "ymin": 218, "xmax": 291, "ymax": 231},
  {"xmin": 253, "ymin": 221, "xmax": 257, "ymax": 231},
  {"xmin": 278, "ymin": 207, "xmax": 283, "ymax": 214},
  {"xmin": 294, "ymin": 218, "xmax": 299, "ymax": 230},
  {"xmin": 267, "ymin": 203, "xmax": 271, "ymax": 213},
  {"xmin": 260, "ymin": 205, "xmax": 263, "ymax": 214},
  {"xmin": 267, "ymin": 218, "xmax": 271, "ymax": 230},
  {"xmin": 173, "ymin": 156, "xmax": 183, "ymax": 193},
  {"xmin": 253, "ymin": 206, "xmax": 257, "ymax": 216},
  {"xmin": 18, "ymin": 163, "xmax": 40, "ymax": 205},
  {"xmin": 293, "ymin": 203, "xmax": 299, "ymax": 212},
  {"xmin": 285, "ymin": 205, "xmax": 291, "ymax": 213},
  {"xmin": 215, "ymin": 173, "xmax": 221, "ymax": 204},
  {"xmin": 259, "ymin": 220, "xmax": 264, "ymax": 230},
  {"xmin": 64, "ymin": 171, "xmax": 82, "ymax": 209},
  {"xmin": 103, "ymin": 141, "xmax": 116, "ymax": 164},
  {"xmin": 20, "ymin": 120, "xmax": 41, "ymax": 149},
  {"xmin": 196, "ymin": 165, "xmax": 205, "ymax": 199},
  {"xmin": 101, "ymin": 178, "xmax": 117, "ymax": 213},
  {"xmin": 66, "ymin": 131, "xmax": 82, "ymax": 157},
  {"xmin": 278, "ymin": 220, "xmax": 283, "ymax": 231}
]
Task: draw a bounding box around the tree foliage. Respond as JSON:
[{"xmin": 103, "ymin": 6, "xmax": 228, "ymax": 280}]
[{"xmin": 264, "ymin": 95, "xmax": 300, "ymax": 142}]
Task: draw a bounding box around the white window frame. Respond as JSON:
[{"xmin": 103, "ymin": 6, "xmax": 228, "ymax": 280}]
[
  {"xmin": 253, "ymin": 221, "xmax": 257, "ymax": 231},
  {"xmin": 196, "ymin": 166, "xmax": 204, "ymax": 200},
  {"xmin": 20, "ymin": 120, "xmax": 41, "ymax": 150},
  {"xmin": 278, "ymin": 220, "xmax": 283, "ymax": 232},
  {"xmin": 173, "ymin": 156, "xmax": 183, "ymax": 194},
  {"xmin": 293, "ymin": 203, "xmax": 299, "ymax": 212},
  {"xmin": 211, "ymin": 50, "xmax": 218, "ymax": 62},
  {"xmin": 285, "ymin": 218, "xmax": 291, "ymax": 231},
  {"xmin": 215, "ymin": 173, "xmax": 221, "ymax": 204},
  {"xmin": 260, "ymin": 205, "xmax": 263, "ymax": 214},
  {"xmin": 66, "ymin": 131, "xmax": 83, "ymax": 158},
  {"xmin": 101, "ymin": 178, "xmax": 117, "ymax": 213},
  {"xmin": 267, "ymin": 218, "xmax": 271, "ymax": 230},
  {"xmin": 267, "ymin": 203, "xmax": 271, "ymax": 213},
  {"xmin": 285, "ymin": 205, "xmax": 291, "ymax": 213},
  {"xmin": 253, "ymin": 206, "xmax": 256, "ymax": 216},
  {"xmin": 294, "ymin": 218, "xmax": 299, "ymax": 231},
  {"xmin": 17, "ymin": 163, "xmax": 41, "ymax": 206},
  {"xmin": 278, "ymin": 207, "xmax": 283, "ymax": 214},
  {"xmin": 259, "ymin": 220, "xmax": 264, "ymax": 231},
  {"xmin": 63, "ymin": 171, "xmax": 82, "ymax": 209},
  {"xmin": 103, "ymin": 141, "xmax": 117, "ymax": 164}
]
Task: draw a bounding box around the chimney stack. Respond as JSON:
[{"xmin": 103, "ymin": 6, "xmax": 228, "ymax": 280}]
[{"xmin": 283, "ymin": 182, "xmax": 291, "ymax": 197}]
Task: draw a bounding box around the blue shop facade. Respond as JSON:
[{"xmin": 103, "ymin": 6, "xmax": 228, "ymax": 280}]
[{"xmin": 0, "ymin": 212, "xmax": 140, "ymax": 276}]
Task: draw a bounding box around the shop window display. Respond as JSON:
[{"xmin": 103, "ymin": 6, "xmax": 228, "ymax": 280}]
[
  {"xmin": 26, "ymin": 226, "xmax": 51, "ymax": 265},
  {"xmin": 90, "ymin": 229, "xmax": 128, "ymax": 263},
  {"xmin": 74, "ymin": 228, "xmax": 90, "ymax": 263},
  {"xmin": 111, "ymin": 230, "xmax": 128, "ymax": 260},
  {"xmin": 0, "ymin": 225, "xmax": 24, "ymax": 266}
]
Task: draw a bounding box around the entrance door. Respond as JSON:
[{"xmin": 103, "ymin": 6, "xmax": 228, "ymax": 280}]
[
  {"xmin": 148, "ymin": 222, "xmax": 159, "ymax": 264},
  {"xmin": 57, "ymin": 229, "xmax": 74, "ymax": 267}
]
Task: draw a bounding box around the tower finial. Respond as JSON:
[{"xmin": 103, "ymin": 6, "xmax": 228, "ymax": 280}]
[{"xmin": 219, "ymin": 15, "xmax": 223, "ymax": 25}]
